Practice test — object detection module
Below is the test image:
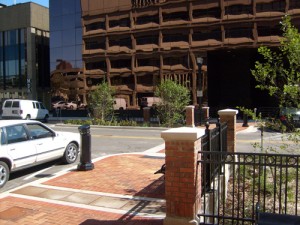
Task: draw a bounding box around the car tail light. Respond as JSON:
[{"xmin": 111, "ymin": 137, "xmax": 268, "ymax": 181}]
[{"xmin": 20, "ymin": 110, "xmax": 23, "ymax": 114}]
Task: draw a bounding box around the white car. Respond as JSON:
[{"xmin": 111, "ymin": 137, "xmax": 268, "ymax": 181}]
[
  {"xmin": 52, "ymin": 101, "xmax": 67, "ymax": 110},
  {"xmin": 65, "ymin": 101, "xmax": 78, "ymax": 110},
  {"xmin": 0, "ymin": 120, "xmax": 80, "ymax": 188}
]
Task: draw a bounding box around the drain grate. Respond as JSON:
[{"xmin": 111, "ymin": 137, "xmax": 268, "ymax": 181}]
[{"xmin": 0, "ymin": 206, "xmax": 33, "ymax": 221}]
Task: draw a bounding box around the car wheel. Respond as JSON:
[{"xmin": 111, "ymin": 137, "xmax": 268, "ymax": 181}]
[
  {"xmin": 43, "ymin": 114, "xmax": 49, "ymax": 123},
  {"xmin": 0, "ymin": 161, "xmax": 9, "ymax": 188},
  {"xmin": 62, "ymin": 143, "xmax": 78, "ymax": 164},
  {"xmin": 70, "ymin": 105, "xmax": 74, "ymax": 110},
  {"xmin": 25, "ymin": 114, "xmax": 31, "ymax": 120}
]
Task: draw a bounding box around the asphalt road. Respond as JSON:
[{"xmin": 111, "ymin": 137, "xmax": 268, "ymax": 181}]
[
  {"xmin": 236, "ymin": 126, "xmax": 299, "ymax": 154},
  {"xmin": 0, "ymin": 125, "xmax": 166, "ymax": 193}
]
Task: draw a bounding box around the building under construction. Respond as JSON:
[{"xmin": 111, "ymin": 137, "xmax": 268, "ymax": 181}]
[{"xmin": 52, "ymin": 0, "xmax": 300, "ymax": 109}]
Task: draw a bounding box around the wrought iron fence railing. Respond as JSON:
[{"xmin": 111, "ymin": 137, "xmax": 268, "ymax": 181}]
[{"xmin": 197, "ymin": 151, "xmax": 300, "ymax": 225}]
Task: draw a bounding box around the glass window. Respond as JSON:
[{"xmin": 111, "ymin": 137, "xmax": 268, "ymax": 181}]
[
  {"xmin": 63, "ymin": 46, "xmax": 76, "ymax": 62},
  {"xmin": 75, "ymin": 28, "xmax": 82, "ymax": 45},
  {"xmin": 193, "ymin": 7, "xmax": 221, "ymax": 19},
  {"xmin": 1, "ymin": 128, "xmax": 6, "ymax": 145},
  {"xmin": 39, "ymin": 102, "xmax": 46, "ymax": 109},
  {"xmin": 75, "ymin": 0, "xmax": 81, "ymax": 13},
  {"xmin": 75, "ymin": 12, "xmax": 82, "ymax": 28},
  {"xmin": 290, "ymin": 0, "xmax": 300, "ymax": 8},
  {"xmin": 225, "ymin": 26, "xmax": 253, "ymax": 39},
  {"xmin": 136, "ymin": 15, "xmax": 159, "ymax": 25},
  {"xmin": 6, "ymin": 125, "xmax": 28, "ymax": 144},
  {"xmin": 193, "ymin": 28, "xmax": 222, "ymax": 41},
  {"xmin": 75, "ymin": 60, "xmax": 82, "ymax": 69},
  {"xmin": 50, "ymin": 31, "xmax": 62, "ymax": 48},
  {"xmin": 225, "ymin": 5, "xmax": 252, "ymax": 15},
  {"xmin": 12, "ymin": 101, "xmax": 20, "ymax": 108},
  {"xmin": 50, "ymin": 0, "xmax": 62, "ymax": 17},
  {"xmin": 51, "ymin": 16, "xmax": 63, "ymax": 31},
  {"xmin": 26, "ymin": 123, "xmax": 54, "ymax": 139},
  {"xmin": 62, "ymin": 0, "xmax": 75, "ymax": 15},
  {"xmin": 62, "ymin": 29, "xmax": 76, "ymax": 46},
  {"xmin": 0, "ymin": 32, "xmax": 3, "ymax": 84},
  {"xmin": 163, "ymin": 11, "xmax": 189, "ymax": 22},
  {"xmin": 4, "ymin": 101, "xmax": 12, "ymax": 107},
  {"xmin": 63, "ymin": 14, "xmax": 75, "ymax": 29}
]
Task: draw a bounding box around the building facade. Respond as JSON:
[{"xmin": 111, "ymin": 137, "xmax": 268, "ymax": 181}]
[
  {"xmin": 49, "ymin": 0, "xmax": 84, "ymax": 104},
  {"xmin": 51, "ymin": 0, "xmax": 300, "ymax": 109},
  {"xmin": 0, "ymin": 3, "xmax": 50, "ymax": 104}
]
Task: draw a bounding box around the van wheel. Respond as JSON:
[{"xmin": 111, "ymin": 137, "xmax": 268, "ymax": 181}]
[
  {"xmin": 25, "ymin": 115, "xmax": 31, "ymax": 120},
  {"xmin": 0, "ymin": 161, "xmax": 9, "ymax": 188},
  {"xmin": 43, "ymin": 115, "xmax": 49, "ymax": 123}
]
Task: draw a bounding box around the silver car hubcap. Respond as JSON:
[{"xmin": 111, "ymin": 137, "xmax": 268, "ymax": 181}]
[
  {"xmin": 0, "ymin": 165, "xmax": 7, "ymax": 186},
  {"xmin": 67, "ymin": 145, "xmax": 77, "ymax": 161}
]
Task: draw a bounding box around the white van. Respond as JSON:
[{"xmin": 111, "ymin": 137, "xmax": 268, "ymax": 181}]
[
  {"xmin": 2, "ymin": 99, "xmax": 49, "ymax": 122},
  {"xmin": 113, "ymin": 98, "xmax": 127, "ymax": 110}
]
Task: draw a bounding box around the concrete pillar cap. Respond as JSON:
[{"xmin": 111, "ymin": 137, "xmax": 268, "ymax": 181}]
[
  {"xmin": 161, "ymin": 127, "xmax": 205, "ymax": 141},
  {"xmin": 218, "ymin": 109, "xmax": 238, "ymax": 116},
  {"xmin": 186, "ymin": 105, "xmax": 195, "ymax": 109}
]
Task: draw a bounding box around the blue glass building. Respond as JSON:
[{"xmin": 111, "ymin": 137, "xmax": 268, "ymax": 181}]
[{"xmin": 49, "ymin": 0, "xmax": 84, "ymax": 104}]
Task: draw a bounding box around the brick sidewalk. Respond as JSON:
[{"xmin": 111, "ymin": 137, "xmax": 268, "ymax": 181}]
[{"xmin": 0, "ymin": 154, "xmax": 166, "ymax": 225}]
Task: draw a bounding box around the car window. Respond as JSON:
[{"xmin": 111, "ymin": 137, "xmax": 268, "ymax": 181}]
[
  {"xmin": 0, "ymin": 128, "xmax": 6, "ymax": 145},
  {"xmin": 4, "ymin": 101, "xmax": 12, "ymax": 108},
  {"xmin": 12, "ymin": 101, "xmax": 20, "ymax": 108},
  {"xmin": 5, "ymin": 125, "xmax": 28, "ymax": 144},
  {"xmin": 26, "ymin": 123, "xmax": 54, "ymax": 139},
  {"xmin": 39, "ymin": 103, "xmax": 46, "ymax": 109},
  {"xmin": 32, "ymin": 102, "xmax": 36, "ymax": 109}
]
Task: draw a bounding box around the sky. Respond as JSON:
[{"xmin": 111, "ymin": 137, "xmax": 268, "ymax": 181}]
[{"xmin": 0, "ymin": 0, "xmax": 49, "ymax": 8}]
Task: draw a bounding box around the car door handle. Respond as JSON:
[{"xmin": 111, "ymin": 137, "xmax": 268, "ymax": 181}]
[
  {"xmin": 10, "ymin": 148, "xmax": 16, "ymax": 151},
  {"xmin": 37, "ymin": 143, "xmax": 43, "ymax": 146}
]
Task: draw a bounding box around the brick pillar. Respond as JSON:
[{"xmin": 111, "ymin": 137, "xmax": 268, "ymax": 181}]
[
  {"xmin": 185, "ymin": 105, "xmax": 195, "ymax": 127},
  {"xmin": 161, "ymin": 127, "xmax": 205, "ymax": 225},
  {"xmin": 218, "ymin": 109, "xmax": 238, "ymax": 153},
  {"xmin": 143, "ymin": 107, "xmax": 151, "ymax": 124}
]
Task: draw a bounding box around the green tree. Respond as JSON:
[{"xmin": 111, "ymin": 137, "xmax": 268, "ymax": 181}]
[
  {"xmin": 251, "ymin": 15, "xmax": 300, "ymax": 108},
  {"xmin": 88, "ymin": 81, "xmax": 115, "ymax": 120},
  {"xmin": 155, "ymin": 79, "xmax": 190, "ymax": 127}
]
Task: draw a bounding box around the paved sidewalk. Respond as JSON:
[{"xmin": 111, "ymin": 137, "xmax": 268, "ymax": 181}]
[
  {"xmin": 0, "ymin": 123, "xmax": 253, "ymax": 224},
  {"xmin": 0, "ymin": 150, "xmax": 166, "ymax": 224}
]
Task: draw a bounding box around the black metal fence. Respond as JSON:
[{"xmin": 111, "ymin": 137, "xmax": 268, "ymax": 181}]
[
  {"xmin": 201, "ymin": 122, "xmax": 228, "ymax": 191},
  {"xmin": 197, "ymin": 151, "xmax": 300, "ymax": 224}
]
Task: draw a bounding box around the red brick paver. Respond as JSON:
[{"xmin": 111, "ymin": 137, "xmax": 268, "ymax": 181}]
[
  {"xmin": 44, "ymin": 154, "xmax": 165, "ymax": 199},
  {"xmin": 0, "ymin": 196, "xmax": 163, "ymax": 225}
]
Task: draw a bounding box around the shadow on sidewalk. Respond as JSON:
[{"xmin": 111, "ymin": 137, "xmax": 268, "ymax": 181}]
[
  {"xmin": 79, "ymin": 218, "xmax": 163, "ymax": 225},
  {"xmin": 79, "ymin": 175, "xmax": 165, "ymax": 225}
]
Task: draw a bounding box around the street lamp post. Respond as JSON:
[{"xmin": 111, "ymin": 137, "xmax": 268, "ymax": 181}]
[{"xmin": 196, "ymin": 57, "xmax": 203, "ymax": 125}]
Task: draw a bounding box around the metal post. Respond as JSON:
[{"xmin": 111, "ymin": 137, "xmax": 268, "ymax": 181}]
[
  {"xmin": 77, "ymin": 124, "xmax": 94, "ymax": 171},
  {"xmin": 242, "ymin": 113, "xmax": 249, "ymax": 127},
  {"xmin": 261, "ymin": 124, "xmax": 264, "ymax": 152},
  {"xmin": 197, "ymin": 57, "xmax": 203, "ymax": 125}
]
